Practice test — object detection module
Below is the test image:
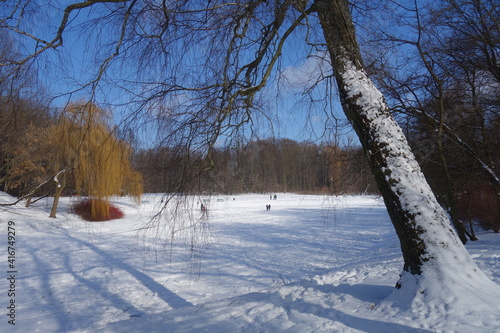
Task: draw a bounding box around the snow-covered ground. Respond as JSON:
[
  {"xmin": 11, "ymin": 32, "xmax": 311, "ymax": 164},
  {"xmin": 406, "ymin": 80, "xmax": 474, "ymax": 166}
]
[{"xmin": 1, "ymin": 192, "xmax": 499, "ymax": 332}]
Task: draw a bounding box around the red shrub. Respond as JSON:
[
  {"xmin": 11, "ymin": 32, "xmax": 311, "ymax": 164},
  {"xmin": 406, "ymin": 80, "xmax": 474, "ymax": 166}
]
[{"xmin": 71, "ymin": 199, "xmax": 124, "ymax": 221}]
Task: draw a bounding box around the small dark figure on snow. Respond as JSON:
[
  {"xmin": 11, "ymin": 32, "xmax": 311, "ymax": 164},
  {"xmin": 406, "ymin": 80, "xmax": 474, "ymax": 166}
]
[
  {"xmin": 266, "ymin": 204, "xmax": 271, "ymax": 211},
  {"xmin": 201, "ymin": 203, "xmax": 208, "ymax": 217}
]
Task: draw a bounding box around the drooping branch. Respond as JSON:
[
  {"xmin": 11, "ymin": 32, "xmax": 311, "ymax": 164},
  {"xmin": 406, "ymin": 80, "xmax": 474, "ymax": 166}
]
[
  {"xmin": 212, "ymin": 3, "xmax": 316, "ymax": 149},
  {"xmin": 91, "ymin": 0, "xmax": 138, "ymax": 92},
  {"xmin": 2, "ymin": 0, "xmax": 130, "ymax": 70}
]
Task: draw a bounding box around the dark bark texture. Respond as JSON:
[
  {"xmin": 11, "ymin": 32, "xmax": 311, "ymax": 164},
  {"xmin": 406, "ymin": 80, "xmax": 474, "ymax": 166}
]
[{"xmin": 315, "ymin": 0, "xmax": 430, "ymax": 275}]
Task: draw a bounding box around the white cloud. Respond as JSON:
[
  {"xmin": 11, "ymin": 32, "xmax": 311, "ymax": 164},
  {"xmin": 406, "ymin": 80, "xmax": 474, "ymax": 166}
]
[{"xmin": 279, "ymin": 52, "xmax": 331, "ymax": 91}]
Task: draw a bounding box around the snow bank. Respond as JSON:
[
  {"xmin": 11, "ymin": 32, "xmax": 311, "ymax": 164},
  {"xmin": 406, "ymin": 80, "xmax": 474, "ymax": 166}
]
[{"xmin": 0, "ymin": 193, "xmax": 499, "ymax": 332}]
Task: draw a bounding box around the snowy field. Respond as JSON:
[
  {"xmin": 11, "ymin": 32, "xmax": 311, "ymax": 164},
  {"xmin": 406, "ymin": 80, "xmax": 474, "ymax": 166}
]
[{"xmin": 1, "ymin": 192, "xmax": 499, "ymax": 332}]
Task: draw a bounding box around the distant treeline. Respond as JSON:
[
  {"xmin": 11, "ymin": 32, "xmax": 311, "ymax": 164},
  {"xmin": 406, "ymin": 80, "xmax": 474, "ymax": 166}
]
[
  {"xmin": 1, "ymin": 93, "xmax": 498, "ymax": 231},
  {"xmin": 134, "ymin": 138, "xmax": 377, "ymax": 195}
]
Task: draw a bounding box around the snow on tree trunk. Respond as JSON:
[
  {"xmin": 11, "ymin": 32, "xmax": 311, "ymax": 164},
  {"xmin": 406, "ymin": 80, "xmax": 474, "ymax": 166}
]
[
  {"xmin": 339, "ymin": 57, "xmax": 499, "ymax": 287},
  {"xmin": 315, "ymin": 0, "xmax": 500, "ymax": 309}
]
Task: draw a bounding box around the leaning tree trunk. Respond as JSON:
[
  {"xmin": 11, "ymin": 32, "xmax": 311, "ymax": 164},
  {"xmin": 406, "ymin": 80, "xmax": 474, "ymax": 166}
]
[{"xmin": 314, "ymin": 0, "xmax": 490, "ymax": 283}]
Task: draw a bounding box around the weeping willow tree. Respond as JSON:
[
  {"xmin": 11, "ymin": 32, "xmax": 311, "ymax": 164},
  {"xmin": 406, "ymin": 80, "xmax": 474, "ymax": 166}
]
[{"xmin": 50, "ymin": 101, "xmax": 143, "ymax": 219}]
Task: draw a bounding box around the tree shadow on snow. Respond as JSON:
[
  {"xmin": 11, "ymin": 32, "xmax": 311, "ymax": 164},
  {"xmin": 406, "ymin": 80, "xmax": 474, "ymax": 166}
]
[
  {"xmin": 286, "ymin": 297, "xmax": 433, "ymax": 333},
  {"xmin": 20, "ymin": 245, "xmax": 72, "ymax": 331},
  {"xmin": 309, "ymin": 282, "xmax": 395, "ymax": 303},
  {"xmin": 20, "ymin": 222, "xmax": 193, "ymax": 332},
  {"xmin": 60, "ymin": 230, "xmax": 193, "ymax": 309},
  {"xmin": 101, "ymin": 284, "xmax": 433, "ymax": 333},
  {"xmin": 274, "ymin": 279, "xmax": 432, "ymax": 332}
]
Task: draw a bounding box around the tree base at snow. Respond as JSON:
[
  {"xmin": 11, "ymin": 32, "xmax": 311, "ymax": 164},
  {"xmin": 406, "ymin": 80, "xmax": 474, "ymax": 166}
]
[
  {"xmin": 70, "ymin": 199, "xmax": 124, "ymax": 221},
  {"xmin": 380, "ymin": 265, "xmax": 500, "ymax": 331}
]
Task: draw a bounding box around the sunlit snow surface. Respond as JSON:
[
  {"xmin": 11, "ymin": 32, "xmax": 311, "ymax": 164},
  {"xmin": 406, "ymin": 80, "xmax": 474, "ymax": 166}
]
[{"xmin": 1, "ymin": 192, "xmax": 499, "ymax": 332}]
